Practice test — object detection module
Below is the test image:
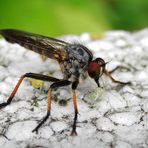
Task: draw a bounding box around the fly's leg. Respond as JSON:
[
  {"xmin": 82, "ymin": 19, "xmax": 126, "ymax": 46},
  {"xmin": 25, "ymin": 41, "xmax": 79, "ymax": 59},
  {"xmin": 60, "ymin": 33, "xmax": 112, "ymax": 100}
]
[
  {"xmin": 32, "ymin": 88, "xmax": 51, "ymax": 134},
  {"xmin": 32, "ymin": 80, "xmax": 71, "ymax": 134},
  {"xmin": 104, "ymin": 70, "xmax": 131, "ymax": 85},
  {"xmin": 71, "ymin": 81, "xmax": 79, "ymax": 136},
  {"xmin": 0, "ymin": 72, "xmax": 60, "ymax": 109},
  {"xmin": 109, "ymin": 65, "xmax": 131, "ymax": 74}
]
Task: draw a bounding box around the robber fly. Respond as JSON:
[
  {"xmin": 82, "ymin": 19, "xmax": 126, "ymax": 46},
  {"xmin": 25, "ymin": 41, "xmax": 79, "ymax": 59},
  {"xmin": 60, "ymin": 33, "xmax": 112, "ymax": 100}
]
[{"xmin": 0, "ymin": 29, "xmax": 130, "ymax": 135}]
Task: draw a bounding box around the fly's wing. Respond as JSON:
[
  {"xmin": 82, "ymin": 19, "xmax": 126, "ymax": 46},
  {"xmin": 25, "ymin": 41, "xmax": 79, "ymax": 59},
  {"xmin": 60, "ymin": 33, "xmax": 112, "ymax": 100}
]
[{"xmin": 0, "ymin": 29, "xmax": 69, "ymax": 61}]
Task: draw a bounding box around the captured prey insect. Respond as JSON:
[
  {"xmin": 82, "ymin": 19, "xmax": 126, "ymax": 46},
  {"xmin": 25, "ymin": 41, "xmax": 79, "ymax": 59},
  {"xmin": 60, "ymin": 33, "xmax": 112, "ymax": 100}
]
[{"xmin": 0, "ymin": 29, "xmax": 131, "ymax": 135}]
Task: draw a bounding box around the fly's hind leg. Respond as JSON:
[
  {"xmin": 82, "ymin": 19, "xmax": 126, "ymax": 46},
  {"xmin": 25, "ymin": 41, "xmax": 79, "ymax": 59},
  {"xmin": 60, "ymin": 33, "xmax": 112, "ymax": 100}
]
[
  {"xmin": 0, "ymin": 72, "xmax": 71, "ymax": 133},
  {"xmin": 0, "ymin": 72, "xmax": 60, "ymax": 109}
]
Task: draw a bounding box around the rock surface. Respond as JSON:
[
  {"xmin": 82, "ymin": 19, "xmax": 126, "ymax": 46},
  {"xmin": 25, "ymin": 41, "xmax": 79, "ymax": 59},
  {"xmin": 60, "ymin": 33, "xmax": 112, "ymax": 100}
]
[{"xmin": 0, "ymin": 29, "xmax": 148, "ymax": 148}]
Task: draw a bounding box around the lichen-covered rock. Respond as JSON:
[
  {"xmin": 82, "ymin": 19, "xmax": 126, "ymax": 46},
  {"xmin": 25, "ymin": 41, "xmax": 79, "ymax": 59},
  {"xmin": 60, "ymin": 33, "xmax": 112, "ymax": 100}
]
[{"xmin": 0, "ymin": 29, "xmax": 148, "ymax": 148}]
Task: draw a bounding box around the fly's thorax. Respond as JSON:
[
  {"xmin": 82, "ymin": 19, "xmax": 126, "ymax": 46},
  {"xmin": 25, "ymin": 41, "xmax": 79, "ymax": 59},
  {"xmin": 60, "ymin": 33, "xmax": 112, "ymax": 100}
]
[
  {"xmin": 65, "ymin": 44, "xmax": 93, "ymax": 63},
  {"xmin": 62, "ymin": 58, "xmax": 88, "ymax": 80},
  {"xmin": 60, "ymin": 44, "xmax": 93, "ymax": 81}
]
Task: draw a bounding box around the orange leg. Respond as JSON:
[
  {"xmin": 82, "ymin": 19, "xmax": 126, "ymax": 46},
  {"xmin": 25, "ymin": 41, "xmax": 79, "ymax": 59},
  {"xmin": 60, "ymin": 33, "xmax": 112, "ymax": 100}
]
[
  {"xmin": 0, "ymin": 73, "xmax": 60, "ymax": 109},
  {"xmin": 104, "ymin": 70, "xmax": 131, "ymax": 85},
  {"xmin": 0, "ymin": 72, "xmax": 71, "ymax": 134},
  {"xmin": 47, "ymin": 88, "xmax": 51, "ymax": 113},
  {"xmin": 32, "ymin": 88, "xmax": 51, "ymax": 134},
  {"xmin": 71, "ymin": 90, "xmax": 78, "ymax": 136},
  {"xmin": 32, "ymin": 80, "xmax": 71, "ymax": 133},
  {"xmin": 109, "ymin": 66, "xmax": 131, "ymax": 74},
  {"xmin": 71, "ymin": 81, "xmax": 79, "ymax": 136},
  {"xmin": 0, "ymin": 75, "xmax": 25, "ymax": 108}
]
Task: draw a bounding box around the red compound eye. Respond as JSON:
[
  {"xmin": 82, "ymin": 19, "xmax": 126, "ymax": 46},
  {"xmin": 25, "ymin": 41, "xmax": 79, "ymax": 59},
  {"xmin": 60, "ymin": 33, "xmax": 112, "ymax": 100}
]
[{"xmin": 88, "ymin": 61, "xmax": 99, "ymax": 78}]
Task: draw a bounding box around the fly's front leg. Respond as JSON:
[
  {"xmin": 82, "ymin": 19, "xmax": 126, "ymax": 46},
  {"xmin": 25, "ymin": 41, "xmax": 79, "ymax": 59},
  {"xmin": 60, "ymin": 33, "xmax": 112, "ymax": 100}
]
[
  {"xmin": 0, "ymin": 73, "xmax": 60, "ymax": 109},
  {"xmin": 109, "ymin": 65, "xmax": 130, "ymax": 74},
  {"xmin": 32, "ymin": 80, "xmax": 71, "ymax": 134},
  {"xmin": 104, "ymin": 70, "xmax": 131, "ymax": 85}
]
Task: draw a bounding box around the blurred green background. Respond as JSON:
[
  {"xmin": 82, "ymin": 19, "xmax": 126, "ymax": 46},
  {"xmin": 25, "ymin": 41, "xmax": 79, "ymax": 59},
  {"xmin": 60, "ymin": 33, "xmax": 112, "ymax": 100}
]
[{"xmin": 0, "ymin": 0, "xmax": 148, "ymax": 37}]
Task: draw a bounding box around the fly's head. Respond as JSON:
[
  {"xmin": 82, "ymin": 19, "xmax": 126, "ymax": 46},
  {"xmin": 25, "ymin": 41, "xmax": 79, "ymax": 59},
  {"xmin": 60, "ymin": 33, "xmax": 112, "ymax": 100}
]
[{"xmin": 87, "ymin": 58, "xmax": 107, "ymax": 87}]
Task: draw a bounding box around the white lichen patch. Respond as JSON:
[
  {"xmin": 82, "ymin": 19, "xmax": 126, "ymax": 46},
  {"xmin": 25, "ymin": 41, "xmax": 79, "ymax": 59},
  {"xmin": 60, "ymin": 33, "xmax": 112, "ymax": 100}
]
[
  {"xmin": 6, "ymin": 121, "xmax": 37, "ymax": 141},
  {"xmin": 96, "ymin": 117, "xmax": 116, "ymax": 131},
  {"xmin": 108, "ymin": 112, "xmax": 142, "ymax": 126}
]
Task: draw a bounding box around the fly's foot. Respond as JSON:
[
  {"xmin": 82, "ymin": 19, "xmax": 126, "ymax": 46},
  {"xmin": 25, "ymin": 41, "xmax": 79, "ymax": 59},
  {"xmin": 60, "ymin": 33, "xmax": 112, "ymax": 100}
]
[
  {"xmin": 70, "ymin": 130, "xmax": 77, "ymax": 136},
  {"xmin": 0, "ymin": 102, "xmax": 9, "ymax": 109},
  {"xmin": 32, "ymin": 127, "xmax": 39, "ymax": 134},
  {"xmin": 119, "ymin": 81, "xmax": 131, "ymax": 85},
  {"xmin": 32, "ymin": 112, "xmax": 50, "ymax": 134}
]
